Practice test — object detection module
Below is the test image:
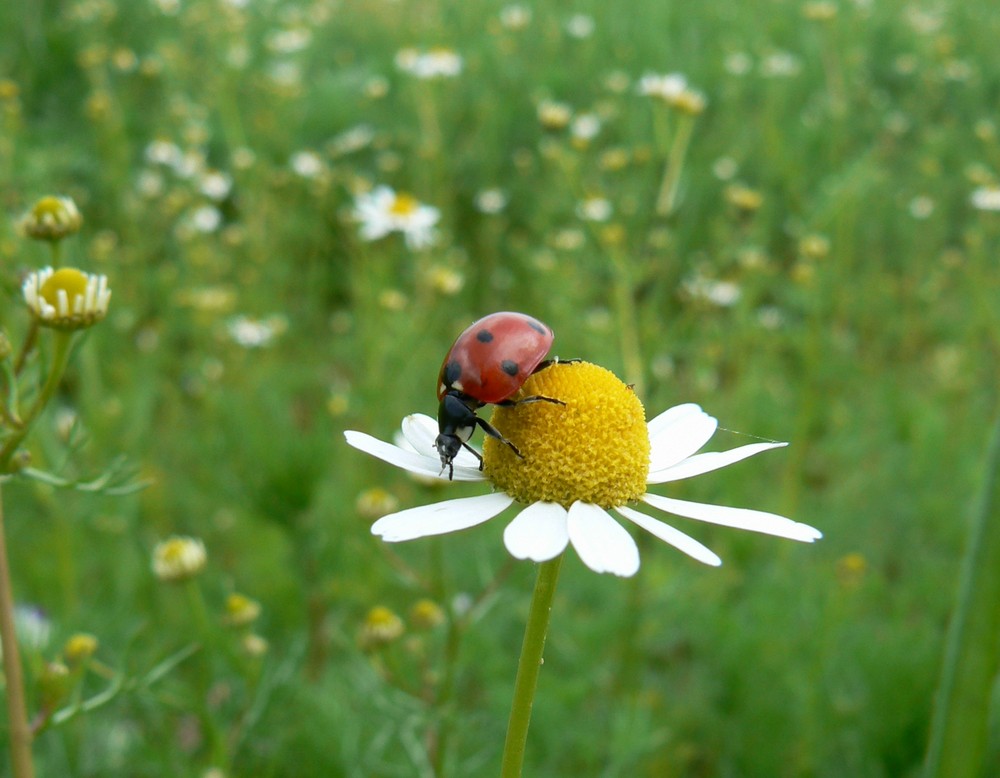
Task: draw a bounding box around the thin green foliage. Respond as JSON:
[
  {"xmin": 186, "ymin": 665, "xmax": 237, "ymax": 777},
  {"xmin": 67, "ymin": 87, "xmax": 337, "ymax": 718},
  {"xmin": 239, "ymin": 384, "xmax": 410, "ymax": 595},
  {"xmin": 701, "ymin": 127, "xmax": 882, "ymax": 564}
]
[{"xmin": 0, "ymin": 0, "xmax": 997, "ymax": 774}]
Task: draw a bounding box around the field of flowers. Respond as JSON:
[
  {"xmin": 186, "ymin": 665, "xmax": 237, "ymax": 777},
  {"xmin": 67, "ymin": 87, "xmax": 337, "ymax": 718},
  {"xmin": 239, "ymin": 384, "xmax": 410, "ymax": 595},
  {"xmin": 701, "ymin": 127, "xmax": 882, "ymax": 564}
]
[{"xmin": 1, "ymin": 0, "xmax": 999, "ymax": 775}]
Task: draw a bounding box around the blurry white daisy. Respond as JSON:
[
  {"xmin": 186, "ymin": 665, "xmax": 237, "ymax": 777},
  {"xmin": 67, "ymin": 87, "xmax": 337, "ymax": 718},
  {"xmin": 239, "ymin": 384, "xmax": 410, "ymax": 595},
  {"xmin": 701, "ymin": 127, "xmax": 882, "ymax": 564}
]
[
  {"xmin": 345, "ymin": 361, "xmax": 820, "ymax": 577},
  {"xmin": 199, "ymin": 170, "xmax": 233, "ymax": 201},
  {"xmin": 638, "ymin": 72, "xmax": 688, "ymax": 100},
  {"xmin": 570, "ymin": 113, "xmax": 602, "ymax": 142},
  {"xmin": 565, "ymin": 13, "xmax": 595, "ymax": 39},
  {"xmin": 144, "ymin": 139, "xmax": 183, "ymax": 168},
  {"xmin": 14, "ymin": 605, "xmax": 52, "ymax": 653},
  {"xmin": 970, "ymin": 186, "xmax": 1000, "ymax": 212},
  {"xmin": 290, "ymin": 150, "xmax": 324, "ymax": 178},
  {"xmin": 683, "ymin": 275, "xmax": 742, "ymax": 307},
  {"xmin": 227, "ymin": 314, "xmax": 288, "ymax": 348},
  {"xmin": 576, "ymin": 196, "xmax": 613, "ymax": 222},
  {"xmin": 396, "ymin": 47, "xmax": 463, "ymax": 79},
  {"xmin": 353, "ymin": 186, "xmax": 440, "ymax": 249},
  {"xmin": 475, "ymin": 188, "xmax": 508, "ymax": 214},
  {"xmin": 152, "ymin": 536, "xmax": 207, "ymax": 583},
  {"xmin": 327, "ymin": 124, "xmax": 375, "ymax": 158},
  {"xmin": 266, "ymin": 28, "xmax": 312, "ymax": 55},
  {"xmin": 761, "ymin": 51, "xmax": 802, "ymax": 77},
  {"xmin": 189, "ymin": 204, "xmax": 222, "ymax": 233},
  {"xmin": 499, "ymin": 4, "xmax": 531, "ymax": 30}
]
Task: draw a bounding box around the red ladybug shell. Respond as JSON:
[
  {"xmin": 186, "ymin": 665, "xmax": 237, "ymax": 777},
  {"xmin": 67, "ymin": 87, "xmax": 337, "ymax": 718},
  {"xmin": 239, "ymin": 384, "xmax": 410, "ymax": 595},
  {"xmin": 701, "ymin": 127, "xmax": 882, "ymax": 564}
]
[{"xmin": 437, "ymin": 312, "xmax": 554, "ymax": 405}]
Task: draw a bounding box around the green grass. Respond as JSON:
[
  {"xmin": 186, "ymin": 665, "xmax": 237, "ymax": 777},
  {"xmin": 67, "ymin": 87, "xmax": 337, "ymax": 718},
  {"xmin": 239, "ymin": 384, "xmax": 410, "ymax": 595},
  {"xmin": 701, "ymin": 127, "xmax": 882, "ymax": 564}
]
[{"xmin": 1, "ymin": 0, "xmax": 999, "ymax": 775}]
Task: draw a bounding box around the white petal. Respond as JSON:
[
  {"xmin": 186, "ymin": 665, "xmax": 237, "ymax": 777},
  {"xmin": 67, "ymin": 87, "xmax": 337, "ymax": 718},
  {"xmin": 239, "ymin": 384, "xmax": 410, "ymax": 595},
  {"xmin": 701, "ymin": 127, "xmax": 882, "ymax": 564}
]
[
  {"xmin": 615, "ymin": 505, "xmax": 722, "ymax": 566},
  {"xmin": 646, "ymin": 403, "xmax": 703, "ymax": 438},
  {"xmin": 401, "ymin": 414, "xmax": 481, "ymax": 468},
  {"xmin": 642, "ymin": 493, "xmax": 822, "ymax": 542},
  {"xmin": 567, "ymin": 502, "xmax": 640, "ymax": 577},
  {"xmin": 371, "ymin": 492, "xmax": 514, "ymax": 541},
  {"xmin": 648, "ymin": 441, "xmax": 788, "ymax": 483},
  {"xmin": 647, "ymin": 404, "xmax": 718, "ymax": 472},
  {"xmin": 344, "ymin": 430, "xmax": 485, "ymax": 482},
  {"xmin": 400, "ymin": 413, "xmax": 437, "ymax": 447},
  {"xmin": 503, "ymin": 502, "xmax": 569, "ymax": 562}
]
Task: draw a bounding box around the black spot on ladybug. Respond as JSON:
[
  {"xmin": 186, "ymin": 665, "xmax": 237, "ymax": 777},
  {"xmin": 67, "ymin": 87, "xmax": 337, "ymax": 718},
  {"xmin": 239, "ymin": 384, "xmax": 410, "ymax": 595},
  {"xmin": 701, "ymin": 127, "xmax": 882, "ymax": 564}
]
[
  {"xmin": 444, "ymin": 360, "xmax": 463, "ymax": 386},
  {"xmin": 476, "ymin": 329, "xmax": 494, "ymax": 343},
  {"xmin": 527, "ymin": 320, "xmax": 547, "ymax": 336},
  {"xmin": 501, "ymin": 360, "xmax": 519, "ymax": 376}
]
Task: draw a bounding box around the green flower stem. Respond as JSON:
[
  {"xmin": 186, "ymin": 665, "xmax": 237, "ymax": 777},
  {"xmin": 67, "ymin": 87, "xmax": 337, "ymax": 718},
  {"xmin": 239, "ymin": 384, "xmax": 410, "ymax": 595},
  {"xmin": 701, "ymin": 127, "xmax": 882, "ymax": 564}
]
[
  {"xmin": 0, "ymin": 484, "xmax": 37, "ymax": 778},
  {"xmin": 655, "ymin": 112, "xmax": 695, "ymax": 217},
  {"xmin": 608, "ymin": 248, "xmax": 646, "ymax": 399},
  {"xmin": 500, "ymin": 555, "xmax": 563, "ymax": 778},
  {"xmin": 0, "ymin": 330, "xmax": 74, "ymax": 472},
  {"xmin": 184, "ymin": 579, "xmax": 229, "ymax": 770},
  {"xmin": 924, "ymin": 412, "xmax": 1000, "ymax": 778},
  {"xmin": 13, "ymin": 320, "xmax": 38, "ymax": 376}
]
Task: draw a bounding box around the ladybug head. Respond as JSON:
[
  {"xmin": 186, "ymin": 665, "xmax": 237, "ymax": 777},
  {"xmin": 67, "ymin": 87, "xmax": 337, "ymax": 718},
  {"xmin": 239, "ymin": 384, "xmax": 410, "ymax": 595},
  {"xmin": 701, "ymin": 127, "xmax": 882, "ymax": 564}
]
[
  {"xmin": 435, "ymin": 431, "xmax": 463, "ymax": 478},
  {"xmin": 436, "ymin": 392, "xmax": 479, "ymax": 479}
]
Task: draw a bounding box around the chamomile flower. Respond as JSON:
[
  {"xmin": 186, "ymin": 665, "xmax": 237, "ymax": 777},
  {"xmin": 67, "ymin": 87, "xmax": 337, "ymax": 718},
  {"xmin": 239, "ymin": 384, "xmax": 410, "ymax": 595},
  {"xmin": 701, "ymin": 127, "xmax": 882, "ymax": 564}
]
[
  {"xmin": 395, "ymin": 47, "xmax": 463, "ymax": 79},
  {"xmin": 19, "ymin": 196, "xmax": 83, "ymax": 242},
  {"xmin": 970, "ymin": 186, "xmax": 1000, "ymax": 211},
  {"xmin": 637, "ymin": 72, "xmax": 688, "ymax": 101},
  {"xmin": 23, "ymin": 267, "xmax": 111, "ymax": 330},
  {"xmin": 345, "ymin": 361, "xmax": 821, "ymax": 577},
  {"xmin": 353, "ymin": 186, "xmax": 440, "ymax": 249},
  {"xmin": 151, "ymin": 536, "xmax": 207, "ymax": 583}
]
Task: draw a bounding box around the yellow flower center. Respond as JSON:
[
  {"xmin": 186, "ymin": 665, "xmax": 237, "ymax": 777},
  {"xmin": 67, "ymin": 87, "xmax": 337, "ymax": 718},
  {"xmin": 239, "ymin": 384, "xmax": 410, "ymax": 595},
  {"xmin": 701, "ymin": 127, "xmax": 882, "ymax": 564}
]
[
  {"xmin": 39, "ymin": 268, "xmax": 88, "ymax": 308},
  {"xmin": 390, "ymin": 193, "xmax": 419, "ymax": 216},
  {"xmin": 483, "ymin": 361, "xmax": 650, "ymax": 509}
]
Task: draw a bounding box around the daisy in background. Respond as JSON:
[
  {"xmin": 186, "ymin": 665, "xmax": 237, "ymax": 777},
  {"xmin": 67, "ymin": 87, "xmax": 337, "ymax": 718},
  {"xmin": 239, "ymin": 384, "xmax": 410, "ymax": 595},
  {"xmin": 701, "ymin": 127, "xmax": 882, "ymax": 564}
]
[
  {"xmin": 395, "ymin": 47, "xmax": 463, "ymax": 79},
  {"xmin": 346, "ymin": 361, "xmax": 820, "ymax": 577},
  {"xmin": 353, "ymin": 186, "xmax": 440, "ymax": 250}
]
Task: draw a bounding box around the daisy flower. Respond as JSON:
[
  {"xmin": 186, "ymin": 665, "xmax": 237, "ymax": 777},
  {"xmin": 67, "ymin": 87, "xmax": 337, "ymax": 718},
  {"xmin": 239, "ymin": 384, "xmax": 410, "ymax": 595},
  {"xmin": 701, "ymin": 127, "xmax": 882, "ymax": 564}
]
[
  {"xmin": 345, "ymin": 361, "xmax": 821, "ymax": 577},
  {"xmin": 23, "ymin": 267, "xmax": 111, "ymax": 331},
  {"xmin": 353, "ymin": 186, "xmax": 440, "ymax": 250},
  {"xmin": 970, "ymin": 186, "xmax": 1000, "ymax": 212},
  {"xmin": 395, "ymin": 47, "xmax": 463, "ymax": 79}
]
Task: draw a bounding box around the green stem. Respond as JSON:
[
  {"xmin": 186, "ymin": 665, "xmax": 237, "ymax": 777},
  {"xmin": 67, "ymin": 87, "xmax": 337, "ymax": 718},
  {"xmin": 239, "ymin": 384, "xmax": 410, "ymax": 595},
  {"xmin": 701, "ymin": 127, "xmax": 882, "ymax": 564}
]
[
  {"xmin": 13, "ymin": 320, "xmax": 38, "ymax": 377},
  {"xmin": 184, "ymin": 579, "xmax": 229, "ymax": 769},
  {"xmin": 500, "ymin": 555, "xmax": 563, "ymax": 778},
  {"xmin": 0, "ymin": 484, "xmax": 37, "ymax": 778},
  {"xmin": 924, "ymin": 412, "xmax": 1000, "ymax": 778},
  {"xmin": 49, "ymin": 240, "xmax": 63, "ymax": 269},
  {"xmin": 655, "ymin": 113, "xmax": 695, "ymax": 217},
  {"xmin": 0, "ymin": 331, "xmax": 74, "ymax": 471},
  {"xmin": 608, "ymin": 248, "xmax": 645, "ymax": 399}
]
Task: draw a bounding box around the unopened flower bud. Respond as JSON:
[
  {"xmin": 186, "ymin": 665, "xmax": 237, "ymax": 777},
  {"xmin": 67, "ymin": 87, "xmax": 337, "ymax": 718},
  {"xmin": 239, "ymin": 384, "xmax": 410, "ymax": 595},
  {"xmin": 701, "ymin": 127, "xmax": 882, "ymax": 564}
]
[
  {"xmin": 19, "ymin": 196, "xmax": 83, "ymax": 242},
  {"xmin": 64, "ymin": 632, "xmax": 99, "ymax": 665},
  {"xmin": 223, "ymin": 593, "xmax": 261, "ymax": 628},
  {"xmin": 38, "ymin": 661, "xmax": 71, "ymax": 711}
]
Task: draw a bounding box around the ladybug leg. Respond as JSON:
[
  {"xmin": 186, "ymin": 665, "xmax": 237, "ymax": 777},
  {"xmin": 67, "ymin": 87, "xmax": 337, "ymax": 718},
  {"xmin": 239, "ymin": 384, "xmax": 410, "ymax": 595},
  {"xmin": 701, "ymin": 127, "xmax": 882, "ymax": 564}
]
[
  {"xmin": 532, "ymin": 357, "xmax": 582, "ymax": 375},
  {"xmin": 496, "ymin": 395, "xmax": 565, "ymax": 408},
  {"xmin": 460, "ymin": 442, "xmax": 484, "ymax": 469},
  {"xmin": 474, "ymin": 416, "xmax": 523, "ymax": 460}
]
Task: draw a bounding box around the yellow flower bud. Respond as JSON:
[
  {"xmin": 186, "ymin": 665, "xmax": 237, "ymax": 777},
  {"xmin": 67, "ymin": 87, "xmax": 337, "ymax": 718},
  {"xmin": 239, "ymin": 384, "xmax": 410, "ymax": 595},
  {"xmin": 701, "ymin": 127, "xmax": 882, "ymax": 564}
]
[
  {"xmin": 19, "ymin": 196, "xmax": 83, "ymax": 242},
  {"xmin": 64, "ymin": 632, "xmax": 99, "ymax": 665}
]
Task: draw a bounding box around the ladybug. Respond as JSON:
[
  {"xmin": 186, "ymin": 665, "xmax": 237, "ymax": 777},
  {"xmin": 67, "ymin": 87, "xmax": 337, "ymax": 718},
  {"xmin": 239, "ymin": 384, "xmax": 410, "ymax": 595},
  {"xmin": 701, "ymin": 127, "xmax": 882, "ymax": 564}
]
[{"xmin": 435, "ymin": 311, "xmax": 565, "ymax": 479}]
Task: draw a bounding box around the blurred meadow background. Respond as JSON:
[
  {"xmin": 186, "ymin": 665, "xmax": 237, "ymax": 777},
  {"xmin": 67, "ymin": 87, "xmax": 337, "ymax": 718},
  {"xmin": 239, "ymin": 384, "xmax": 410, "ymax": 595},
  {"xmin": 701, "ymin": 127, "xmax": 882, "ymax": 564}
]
[{"xmin": 2, "ymin": 0, "xmax": 1000, "ymax": 775}]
